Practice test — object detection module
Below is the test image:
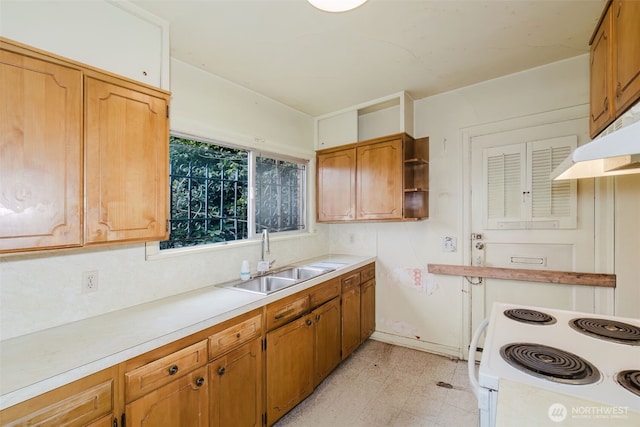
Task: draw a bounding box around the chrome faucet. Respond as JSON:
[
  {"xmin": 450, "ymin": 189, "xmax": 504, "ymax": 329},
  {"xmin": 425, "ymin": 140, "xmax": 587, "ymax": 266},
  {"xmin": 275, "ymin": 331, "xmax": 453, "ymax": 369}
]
[
  {"xmin": 261, "ymin": 229, "xmax": 270, "ymax": 261},
  {"xmin": 257, "ymin": 229, "xmax": 276, "ymax": 273}
]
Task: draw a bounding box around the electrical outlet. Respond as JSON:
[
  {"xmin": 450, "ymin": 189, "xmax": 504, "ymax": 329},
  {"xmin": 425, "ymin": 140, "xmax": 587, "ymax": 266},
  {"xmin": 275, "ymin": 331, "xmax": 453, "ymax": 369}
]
[{"xmin": 82, "ymin": 270, "xmax": 99, "ymax": 293}]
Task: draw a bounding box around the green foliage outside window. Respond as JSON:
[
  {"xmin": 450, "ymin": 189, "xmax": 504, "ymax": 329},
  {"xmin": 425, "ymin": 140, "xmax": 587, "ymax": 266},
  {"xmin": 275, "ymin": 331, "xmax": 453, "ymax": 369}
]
[{"xmin": 161, "ymin": 136, "xmax": 249, "ymax": 249}]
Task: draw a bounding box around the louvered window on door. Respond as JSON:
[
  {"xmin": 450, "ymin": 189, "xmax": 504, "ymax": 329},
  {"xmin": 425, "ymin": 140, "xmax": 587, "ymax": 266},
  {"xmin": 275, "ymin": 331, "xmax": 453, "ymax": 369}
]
[
  {"xmin": 483, "ymin": 135, "xmax": 577, "ymax": 230},
  {"xmin": 484, "ymin": 143, "xmax": 526, "ymax": 228}
]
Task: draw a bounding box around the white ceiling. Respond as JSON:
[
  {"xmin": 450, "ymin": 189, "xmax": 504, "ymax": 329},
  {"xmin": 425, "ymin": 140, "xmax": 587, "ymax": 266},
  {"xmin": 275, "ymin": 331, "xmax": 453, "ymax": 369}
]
[{"xmin": 131, "ymin": 0, "xmax": 606, "ymax": 117}]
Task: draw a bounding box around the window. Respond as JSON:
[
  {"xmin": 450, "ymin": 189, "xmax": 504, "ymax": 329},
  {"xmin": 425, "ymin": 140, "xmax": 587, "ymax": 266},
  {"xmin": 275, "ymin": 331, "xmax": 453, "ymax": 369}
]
[
  {"xmin": 483, "ymin": 135, "xmax": 577, "ymax": 230},
  {"xmin": 160, "ymin": 135, "xmax": 307, "ymax": 250}
]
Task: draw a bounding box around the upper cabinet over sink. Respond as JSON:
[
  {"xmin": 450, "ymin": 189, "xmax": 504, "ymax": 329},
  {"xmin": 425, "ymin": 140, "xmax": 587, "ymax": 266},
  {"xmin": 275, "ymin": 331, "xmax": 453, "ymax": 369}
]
[
  {"xmin": 316, "ymin": 133, "xmax": 429, "ymax": 222},
  {"xmin": 589, "ymin": 0, "xmax": 640, "ymax": 137},
  {"xmin": 0, "ymin": 38, "xmax": 170, "ymax": 253}
]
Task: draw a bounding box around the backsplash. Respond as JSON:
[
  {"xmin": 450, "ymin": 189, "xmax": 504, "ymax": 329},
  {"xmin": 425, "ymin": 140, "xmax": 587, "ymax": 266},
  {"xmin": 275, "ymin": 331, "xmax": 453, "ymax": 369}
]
[{"xmin": 0, "ymin": 232, "xmax": 328, "ymax": 340}]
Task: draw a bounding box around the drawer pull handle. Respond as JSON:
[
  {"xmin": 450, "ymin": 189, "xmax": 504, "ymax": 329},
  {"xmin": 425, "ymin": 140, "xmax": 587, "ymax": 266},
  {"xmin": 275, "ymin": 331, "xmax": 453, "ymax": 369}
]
[
  {"xmin": 195, "ymin": 376, "xmax": 205, "ymax": 387},
  {"xmin": 168, "ymin": 365, "xmax": 179, "ymax": 375},
  {"xmin": 274, "ymin": 313, "xmax": 285, "ymax": 320},
  {"xmin": 218, "ymin": 366, "xmax": 226, "ymax": 376}
]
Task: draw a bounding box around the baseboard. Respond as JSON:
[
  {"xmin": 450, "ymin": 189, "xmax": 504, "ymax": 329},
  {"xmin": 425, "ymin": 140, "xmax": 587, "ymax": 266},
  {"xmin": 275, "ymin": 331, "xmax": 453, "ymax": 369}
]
[{"xmin": 369, "ymin": 331, "xmax": 463, "ymax": 360}]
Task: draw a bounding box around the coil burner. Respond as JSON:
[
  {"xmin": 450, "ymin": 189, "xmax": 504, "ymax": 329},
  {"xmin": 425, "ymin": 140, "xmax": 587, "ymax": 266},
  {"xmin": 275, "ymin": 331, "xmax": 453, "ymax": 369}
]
[
  {"xmin": 570, "ymin": 318, "xmax": 640, "ymax": 345},
  {"xmin": 617, "ymin": 370, "xmax": 640, "ymax": 398},
  {"xmin": 500, "ymin": 343, "xmax": 601, "ymax": 385},
  {"xmin": 503, "ymin": 308, "xmax": 557, "ymax": 325}
]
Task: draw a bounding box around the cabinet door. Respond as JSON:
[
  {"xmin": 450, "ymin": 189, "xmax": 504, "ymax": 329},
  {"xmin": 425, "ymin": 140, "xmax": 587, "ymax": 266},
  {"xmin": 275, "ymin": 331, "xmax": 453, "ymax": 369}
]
[
  {"xmin": 589, "ymin": 4, "xmax": 614, "ymax": 138},
  {"xmin": 316, "ymin": 148, "xmax": 356, "ymax": 222},
  {"xmin": 360, "ymin": 279, "xmax": 376, "ymax": 343},
  {"xmin": 265, "ymin": 315, "xmax": 314, "ymax": 426},
  {"xmin": 0, "ymin": 368, "xmax": 115, "ymax": 427},
  {"xmin": 341, "ymin": 284, "xmax": 361, "ymax": 360},
  {"xmin": 356, "ymin": 139, "xmax": 403, "ymax": 220},
  {"xmin": 0, "ymin": 44, "xmax": 82, "ymax": 252},
  {"xmin": 126, "ymin": 366, "xmax": 208, "ymax": 427},
  {"xmin": 209, "ymin": 338, "xmax": 263, "ymax": 427},
  {"xmin": 84, "ymin": 74, "xmax": 169, "ymax": 244},
  {"xmin": 613, "ymin": 0, "xmax": 640, "ymax": 115},
  {"xmin": 313, "ymin": 297, "xmax": 341, "ymax": 387}
]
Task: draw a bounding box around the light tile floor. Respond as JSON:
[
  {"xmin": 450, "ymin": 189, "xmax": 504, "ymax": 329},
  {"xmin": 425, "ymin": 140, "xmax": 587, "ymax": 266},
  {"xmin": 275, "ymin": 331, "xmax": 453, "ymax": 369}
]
[{"xmin": 274, "ymin": 339, "xmax": 479, "ymax": 427}]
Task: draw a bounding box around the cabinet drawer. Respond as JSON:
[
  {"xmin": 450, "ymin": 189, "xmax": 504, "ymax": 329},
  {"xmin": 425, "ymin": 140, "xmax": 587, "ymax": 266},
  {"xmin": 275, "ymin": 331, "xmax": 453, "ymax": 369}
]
[
  {"xmin": 125, "ymin": 340, "xmax": 208, "ymax": 402},
  {"xmin": 266, "ymin": 293, "xmax": 310, "ymax": 331},
  {"xmin": 208, "ymin": 313, "xmax": 262, "ymax": 359},
  {"xmin": 341, "ymin": 271, "xmax": 361, "ymax": 292},
  {"xmin": 309, "ymin": 278, "xmax": 340, "ymax": 309},
  {"xmin": 361, "ymin": 264, "xmax": 375, "ymax": 282},
  {"xmin": 1, "ymin": 381, "xmax": 113, "ymax": 427}
]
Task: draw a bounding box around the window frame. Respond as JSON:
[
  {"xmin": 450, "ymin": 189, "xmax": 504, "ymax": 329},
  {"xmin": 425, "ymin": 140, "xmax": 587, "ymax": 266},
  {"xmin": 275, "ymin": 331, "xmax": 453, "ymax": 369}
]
[{"xmin": 145, "ymin": 132, "xmax": 312, "ymax": 259}]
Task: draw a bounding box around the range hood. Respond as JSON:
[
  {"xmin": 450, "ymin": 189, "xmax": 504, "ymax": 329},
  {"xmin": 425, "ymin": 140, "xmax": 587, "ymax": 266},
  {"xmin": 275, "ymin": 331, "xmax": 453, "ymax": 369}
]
[{"xmin": 552, "ymin": 103, "xmax": 640, "ymax": 180}]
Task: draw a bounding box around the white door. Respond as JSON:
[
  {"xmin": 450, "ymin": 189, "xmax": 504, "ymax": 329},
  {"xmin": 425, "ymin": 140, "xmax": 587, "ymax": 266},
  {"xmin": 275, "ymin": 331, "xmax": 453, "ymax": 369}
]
[{"xmin": 469, "ymin": 116, "xmax": 595, "ymax": 339}]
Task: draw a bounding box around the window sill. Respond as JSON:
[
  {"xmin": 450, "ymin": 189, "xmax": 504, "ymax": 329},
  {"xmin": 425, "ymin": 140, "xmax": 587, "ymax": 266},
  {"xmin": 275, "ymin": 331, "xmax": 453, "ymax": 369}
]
[{"xmin": 145, "ymin": 230, "xmax": 319, "ymax": 261}]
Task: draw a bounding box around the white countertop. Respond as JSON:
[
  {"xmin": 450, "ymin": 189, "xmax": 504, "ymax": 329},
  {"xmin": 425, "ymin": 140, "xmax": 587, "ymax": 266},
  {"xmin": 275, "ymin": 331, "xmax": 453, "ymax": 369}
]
[{"xmin": 0, "ymin": 254, "xmax": 374, "ymax": 410}]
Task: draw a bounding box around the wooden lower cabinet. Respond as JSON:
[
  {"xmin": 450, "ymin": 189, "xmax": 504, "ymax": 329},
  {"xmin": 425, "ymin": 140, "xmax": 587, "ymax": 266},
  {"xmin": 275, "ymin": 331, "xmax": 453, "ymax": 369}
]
[
  {"xmin": 265, "ymin": 314, "xmax": 315, "ymax": 425},
  {"xmin": 313, "ymin": 297, "xmax": 341, "ymax": 387},
  {"xmin": 342, "ymin": 264, "xmax": 376, "ymax": 360},
  {"xmin": 0, "ymin": 367, "xmax": 116, "ymax": 427},
  {"xmin": 209, "ymin": 337, "xmax": 263, "ymax": 427},
  {"xmin": 360, "ymin": 278, "xmax": 376, "ymax": 342},
  {"xmin": 125, "ymin": 366, "xmax": 209, "ymax": 427},
  {"xmin": 1, "ymin": 265, "xmax": 376, "ymax": 427},
  {"xmin": 341, "ymin": 281, "xmax": 361, "ymax": 360}
]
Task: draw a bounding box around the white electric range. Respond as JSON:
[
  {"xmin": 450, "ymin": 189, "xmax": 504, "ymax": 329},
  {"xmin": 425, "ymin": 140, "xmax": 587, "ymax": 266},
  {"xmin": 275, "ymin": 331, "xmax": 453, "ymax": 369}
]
[{"xmin": 469, "ymin": 302, "xmax": 640, "ymax": 426}]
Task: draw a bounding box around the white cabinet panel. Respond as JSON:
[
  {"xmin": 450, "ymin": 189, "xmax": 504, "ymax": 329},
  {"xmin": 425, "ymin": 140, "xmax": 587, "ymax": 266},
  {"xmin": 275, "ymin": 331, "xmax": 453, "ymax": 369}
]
[
  {"xmin": 317, "ymin": 110, "xmax": 358, "ymax": 149},
  {"xmin": 0, "ymin": 0, "xmax": 168, "ymax": 89}
]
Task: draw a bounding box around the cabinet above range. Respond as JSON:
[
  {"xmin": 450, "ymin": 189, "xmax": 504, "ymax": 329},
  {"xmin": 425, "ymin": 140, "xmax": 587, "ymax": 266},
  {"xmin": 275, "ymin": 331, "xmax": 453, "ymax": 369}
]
[{"xmin": 316, "ymin": 133, "xmax": 429, "ymax": 223}]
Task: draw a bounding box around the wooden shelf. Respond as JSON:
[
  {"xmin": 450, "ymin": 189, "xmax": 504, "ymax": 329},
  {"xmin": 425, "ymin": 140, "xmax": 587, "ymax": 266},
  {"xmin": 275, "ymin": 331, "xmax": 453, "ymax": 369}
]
[{"xmin": 427, "ymin": 264, "xmax": 616, "ymax": 288}]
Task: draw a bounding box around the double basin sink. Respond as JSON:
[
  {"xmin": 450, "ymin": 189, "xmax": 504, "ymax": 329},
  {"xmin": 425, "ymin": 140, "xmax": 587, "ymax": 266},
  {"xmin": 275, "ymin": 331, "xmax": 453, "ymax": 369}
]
[{"xmin": 220, "ymin": 264, "xmax": 337, "ymax": 295}]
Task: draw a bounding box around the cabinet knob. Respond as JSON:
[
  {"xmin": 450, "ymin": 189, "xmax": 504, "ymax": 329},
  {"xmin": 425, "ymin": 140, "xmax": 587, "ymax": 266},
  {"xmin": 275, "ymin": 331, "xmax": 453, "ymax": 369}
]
[
  {"xmin": 218, "ymin": 366, "xmax": 226, "ymax": 376},
  {"xmin": 316, "ymin": 314, "xmax": 321, "ymax": 322},
  {"xmin": 306, "ymin": 319, "xmax": 313, "ymax": 326},
  {"xmin": 236, "ymin": 332, "xmax": 241, "ymax": 338},
  {"xmin": 195, "ymin": 376, "xmax": 205, "ymax": 387},
  {"xmin": 168, "ymin": 365, "xmax": 179, "ymax": 375}
]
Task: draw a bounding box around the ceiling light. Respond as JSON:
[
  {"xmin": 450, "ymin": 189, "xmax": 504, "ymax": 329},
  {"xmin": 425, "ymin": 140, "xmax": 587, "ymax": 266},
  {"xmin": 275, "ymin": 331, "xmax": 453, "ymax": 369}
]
[{"xmin": 307, "ymin": 0, "xmax": 368, "ymax": 13}]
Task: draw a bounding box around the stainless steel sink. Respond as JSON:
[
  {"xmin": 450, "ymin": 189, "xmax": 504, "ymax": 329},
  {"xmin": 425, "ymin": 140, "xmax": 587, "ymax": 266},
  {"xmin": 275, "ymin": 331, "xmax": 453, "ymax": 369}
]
[
  {"xmin": 226, "ymin": 276, "xmax": 297, "ymax": 295},
  {"xmin": 272, "ymin": 266, "xmax": 334, "ymax": 281},
  {"xmin": 220, "ymin": 264, "xmax": 336, "ymax": 295}
]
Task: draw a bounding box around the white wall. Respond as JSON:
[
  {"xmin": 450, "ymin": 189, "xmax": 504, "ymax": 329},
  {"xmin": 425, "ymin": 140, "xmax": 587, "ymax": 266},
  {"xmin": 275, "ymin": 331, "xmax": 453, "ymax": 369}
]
[
  {"xmin": 0, "ymin": 0, "xmax": 170, "ymax": 89},
  {"xmin": 329, "ymin": 54, "xmax": 640, "ymax": 358},
  {"xmin": 0, "ymin": 14, "xmax": 328, "ymax": 340}
]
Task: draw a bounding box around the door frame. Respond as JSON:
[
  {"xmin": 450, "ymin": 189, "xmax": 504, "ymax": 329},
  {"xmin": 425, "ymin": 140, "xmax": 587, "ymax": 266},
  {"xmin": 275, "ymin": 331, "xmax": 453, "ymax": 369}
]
[{"xmin": 459, "ymin": 103, "xmax": 614, "ymax": 360}]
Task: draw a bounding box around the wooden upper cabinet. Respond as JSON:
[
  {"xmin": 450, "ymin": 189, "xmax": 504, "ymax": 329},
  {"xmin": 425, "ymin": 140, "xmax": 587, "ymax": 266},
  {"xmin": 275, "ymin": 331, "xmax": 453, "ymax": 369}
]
[
  {"xmin": 0, "ymin": 37, "xmax": 170, "ymax": 252},
  {"xmin": 316, "ymin": 148, "xmax": 356, "ymax": 221},
  {"xmin": 356, "ymin": 138, "xmax": 403, "ymax": 220},
  {"xmin": 84, "ymin": 73, "xmax": 169, "ymax": 244},
  {"xmin": 0, "ymin": 42, "xmax": 83, "ymax": 252},
  {"xmin": 316, "ymin": 133, "xmax": 428, "ymax": 222},
  {"xmin": 612, "ymin": 0, "xmax": 640, "ymax": 114},
  {"xmin": 589, "ymin": 0, "xmax": 640, "ymax": 138},
  {"xmin": 589, "ymin": 5, "xmax": 614, "ymax": 138}
]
